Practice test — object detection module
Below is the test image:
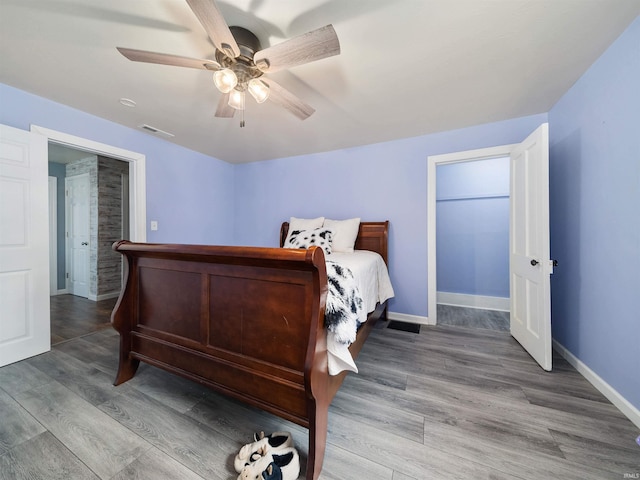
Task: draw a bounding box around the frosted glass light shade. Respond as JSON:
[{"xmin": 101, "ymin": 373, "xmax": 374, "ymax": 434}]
[
  {"xmin": 228, "ymin": 89, "xmax": 245, "ymax": 110},
  {"xmin": 213, "ymin": 69, "xmax": 237, "ymax": 93},
  {"xmin": 248, "ymin": 79, "xmax": 270, "ymax": 103}
]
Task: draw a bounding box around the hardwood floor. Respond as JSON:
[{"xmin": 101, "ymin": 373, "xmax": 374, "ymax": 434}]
[
  {"xmin": 1, "ymin": 299, "xmax": 638, "ymax": 479},
  {"xmin": 437, "ymin": 304, "xmax": 510, "ymax": 331},
  {"xmin": 50, "ymin": 295, "xmax": 117, "ymax": 345}
]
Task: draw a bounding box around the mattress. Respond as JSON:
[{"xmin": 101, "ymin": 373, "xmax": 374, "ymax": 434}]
[{"xmin": 325, "ymin": 250, "xmax": 394, "ymax": 374}]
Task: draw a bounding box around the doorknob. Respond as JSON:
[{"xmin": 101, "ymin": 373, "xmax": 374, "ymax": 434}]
[
  {"xmin": 530, "ymin": 259, "xmax": 539, "ymax": 266},
  {"xmin": 81, "ymin": 242, "xmax": 88, "ymax": 246}
]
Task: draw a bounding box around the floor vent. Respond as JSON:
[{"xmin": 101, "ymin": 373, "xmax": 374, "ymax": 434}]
[
  {"xmin": 138, "ymin": 124, "xmax": 175, "ymax": 138},
  {"xmin": 387, "ymin": 320, "xmax": 421, "ymax": 334}
]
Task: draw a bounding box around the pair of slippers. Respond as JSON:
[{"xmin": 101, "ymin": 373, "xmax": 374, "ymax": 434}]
[{"xmin": 235, "ymin": 431, "xmax": 300, "ymax": 480}]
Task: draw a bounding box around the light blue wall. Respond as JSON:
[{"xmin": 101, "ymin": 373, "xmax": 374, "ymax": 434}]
[
  {"xmin": 548, "ymin": 18, "xmax": 640, "ymax": 408},
  {"xmin": 0, "ymin": 84, "xmax": 235, "ymax": 246},
  {"xmin": 436, "ymin": 157, "xmax": 510, "ymax": 298},
  {"xmin": 234, "ymin": 114, "xmax": 547, "ymax": 316},
  {"xmin": 47, "ymin": 161, "xmax": 66, "ymax": 289}
]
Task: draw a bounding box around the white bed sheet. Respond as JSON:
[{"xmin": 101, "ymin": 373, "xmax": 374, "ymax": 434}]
[{"xmin": 326, "ymin": 250, "xmax": 394, "ymax": 375}]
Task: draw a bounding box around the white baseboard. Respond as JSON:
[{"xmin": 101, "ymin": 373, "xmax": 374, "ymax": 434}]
[
  {"xmin": 437, "ymin": 292, "xmax": 510, "ymax": 312},
  {"xmin": 51, "ymin": 288, "xmax": 69, "ymax": 296},
  {"xmin": 88, "ymin": 291, "xmax": 121, "ymax": 302},
  {"xmin": 553, "ymin": 339, "xmax": 640, "ymax": 430},
  {"xmin": 387, "ymin": 311, "xmax": 434, "ymax": 326}
]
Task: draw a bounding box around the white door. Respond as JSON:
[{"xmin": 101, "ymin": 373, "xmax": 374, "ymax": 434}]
[
  {"xmin": 0, "ymin": 124, "xmax": 50, "ymax": 367},
  {"xmin": 510, "ymin": 123, "xmax": 553, "ymax": 371},
  {"xmin": 66, "ymin": 174, "xmax": 90, "ymax": 298}
]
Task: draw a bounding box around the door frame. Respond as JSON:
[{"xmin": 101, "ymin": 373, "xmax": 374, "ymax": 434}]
[
  {"xmin": 427, "ymin": 144, "xmax": 515, "ymax": 324},
  {"xmin": 31, "ymin": 125, "xmax": 146, "ymax": 243}
]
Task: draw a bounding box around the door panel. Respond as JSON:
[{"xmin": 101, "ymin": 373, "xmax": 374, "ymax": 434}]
[
  {"xmin": 66, "ymin": 174, "xmax": 90, "ymax": 298},
  {"xmin": 0, "ymin": 124, "xmax": 50, "ymax": 366},
  {"xmin": 510, "ymin": 123, "xmax": 552, "ymax": 371}
]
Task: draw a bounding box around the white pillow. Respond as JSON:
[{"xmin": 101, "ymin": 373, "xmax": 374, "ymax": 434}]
[
  {"xmin": 283, "ymin": 227, "xmax": 333, "ymax": 256},
  {"xmin": 323, "ymin": 218, "xmax": 360, "ymax": 253},
  {"xmin": 289, "ymin": 216, "xmax": 324, "ymax": 230},
  {"xmin": 285, "ymin": 216, "xmax": 324, "ymax": 245}
]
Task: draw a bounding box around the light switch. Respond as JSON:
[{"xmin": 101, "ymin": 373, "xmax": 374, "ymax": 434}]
[{"xmin": 150, "ymin": 220, "xmax": 158, "ymax": 231}]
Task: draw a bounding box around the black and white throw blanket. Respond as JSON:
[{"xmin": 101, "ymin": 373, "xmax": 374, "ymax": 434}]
[{"xmin": 324, "ymin": 261, "xmax": 365, "ymax": 345}]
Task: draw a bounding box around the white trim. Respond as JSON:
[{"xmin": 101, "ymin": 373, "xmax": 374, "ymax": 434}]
[
  {"xmin": 437, "ymin": 292, "xmax": 510, "ymax": 312},
  {"xmin": 88, "ymin": 291, "xmax": 121, "ymax": 302},
  {"xmin": 30, "ymin": 125, "xmax": 146, "ymax": 242},
  {"xmin": 48, "ymin": 176, "xmax": 57, "ymax": 295},
  {"xmin": 427, "ymin": 144, "xmax": 516, "ymax": 325},
  {"xmin": 553, "ymin": 339, "xmax": 640, "ymax": 429},
  {"xmin": 52, "ymin": 288, "xmax": 69, "ymax": 296},
  {"xmin": 388, "ymin": 311, "xmax": 433, "ymax": 326}
]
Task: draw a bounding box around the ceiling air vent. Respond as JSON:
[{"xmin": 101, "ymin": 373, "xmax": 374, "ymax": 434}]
[{"xmin": 138, "ymin": 124, "xmax": 174, "ymax": 138}]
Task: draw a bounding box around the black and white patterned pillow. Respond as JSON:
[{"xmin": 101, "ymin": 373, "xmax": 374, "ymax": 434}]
[{"xmin": 284, "ymin": 228, "xmax": 333, "ymax": 255}]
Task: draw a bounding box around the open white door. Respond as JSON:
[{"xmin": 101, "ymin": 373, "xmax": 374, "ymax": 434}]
[
  {"xmin": 0, "ymin": 124, "xmax": 50, "ymax": 366},
  {"xmin": 510, "ymin": 123, "xmax": 552, "ymax": 371}
]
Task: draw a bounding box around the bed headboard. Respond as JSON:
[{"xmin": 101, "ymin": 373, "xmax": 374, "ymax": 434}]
[{"xmin": 280, "ymin": 221, "xmax": 389, "ymax": 266}]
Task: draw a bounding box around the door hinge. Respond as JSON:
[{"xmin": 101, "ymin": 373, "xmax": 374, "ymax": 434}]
[{"xmin": 66, "ymin": 273, "xmax": 69, "ymax": 279}]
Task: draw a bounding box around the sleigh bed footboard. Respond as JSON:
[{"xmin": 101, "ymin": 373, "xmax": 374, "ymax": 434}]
[
  {"xmin": 111, "ymin": 221, "xmax": 389, "ymax": 480},
  {"xmin": 111, "ymin": 241, "xmax": 332, "ymax": 478}
]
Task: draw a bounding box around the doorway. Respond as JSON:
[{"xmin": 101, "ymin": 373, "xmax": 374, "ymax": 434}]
[
  {"xmin": 427, "ymin": 144, "xmax": 515, "ymax": 326},
  {"xmin": 50, "ymin": 148, "xmax": 132, "ymax": 300},
  {"xmin": 39, "ymin": 125, "xmax": 146, "ymax": 299},
  {"xmin": 434, "ymin": 156, "xmax": 511, "ymax": 331},
  {"xmin": 34, "ymin": 125, "xmax": 147, "ymax": 346},
  {"xmin": 427, "ymin": 124, "xmax": 552, "ymax": 371}
]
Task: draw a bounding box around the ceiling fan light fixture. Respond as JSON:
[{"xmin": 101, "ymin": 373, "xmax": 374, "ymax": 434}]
[
  {"xmin": 117, "ymin": 0, "xmax": 341, "ymax": 124},
  {"xmin": 248, "ymin": 79, "xmax": 270, "ymax": 103},
  {"xmin": 213, "ymin": 68, "xmax": 237, "ymax": 93},
  {"xmin": 228, "ymin": 89, "xmax": 245, "ymax": 110}
]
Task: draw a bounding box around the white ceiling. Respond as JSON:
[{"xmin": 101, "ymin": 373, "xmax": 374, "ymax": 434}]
[{"xmin": 1, "ymin": 1, "xmax": 638, "ymax": 164}]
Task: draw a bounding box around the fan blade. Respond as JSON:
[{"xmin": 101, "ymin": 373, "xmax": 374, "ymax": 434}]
[
  {"xmin": 253, "ymin": 24, "xmax": 340, "ymax": 73},
  {"xmin": 117, "ymin": 47, "xmax": 220, "ymax": 70},
  {"xmin": 186, "ymin": 0, "xmax": 240, "ymax": 58},
  {"xmin": 215, "ymin": 93, "xmax": 236, "ymax": 118},
  {"xmin": 261, "ymin": 78, "xmax": 315, "ymax": 120}
]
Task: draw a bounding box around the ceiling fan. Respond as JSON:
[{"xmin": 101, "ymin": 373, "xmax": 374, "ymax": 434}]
[{"xmin": 117, "ymin": 0, "xmax": 341, "ymax": 126}]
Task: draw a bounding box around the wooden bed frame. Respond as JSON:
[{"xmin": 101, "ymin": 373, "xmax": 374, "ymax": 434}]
[{"xmin": 110, "ymin": 221, "xmax": 389, "ymax": 480}]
